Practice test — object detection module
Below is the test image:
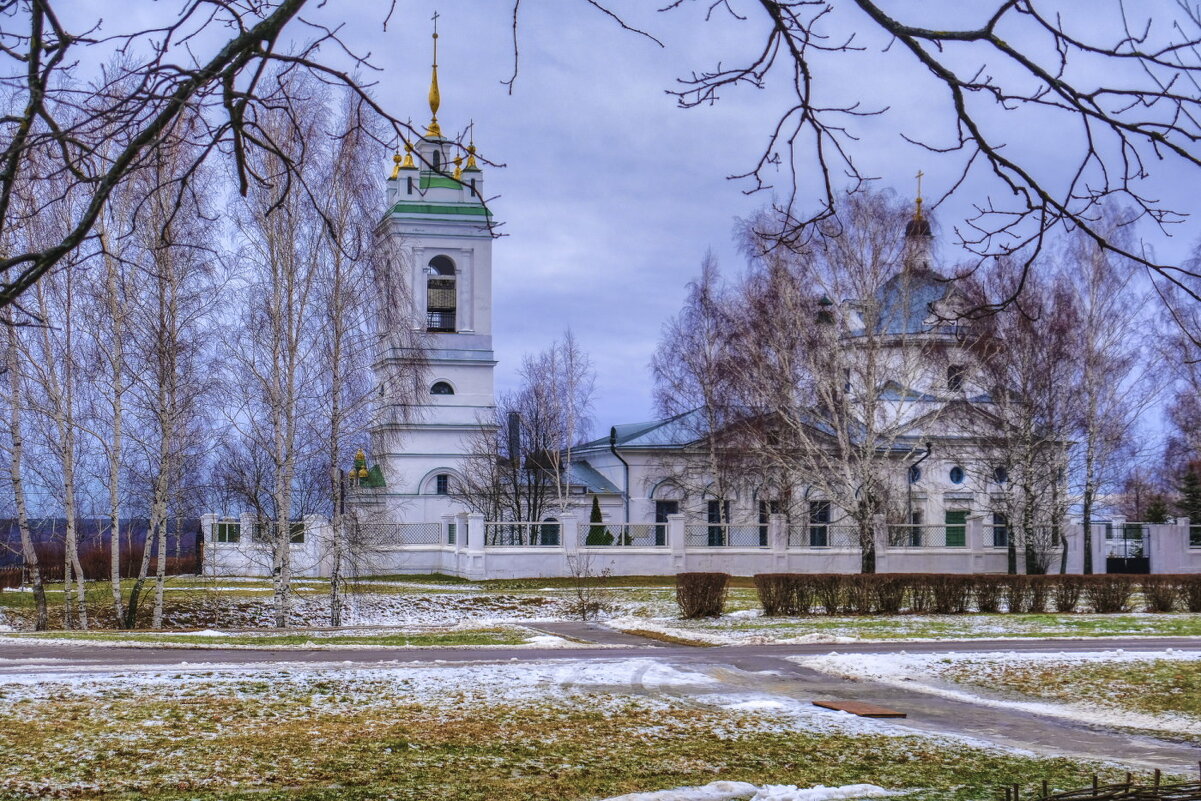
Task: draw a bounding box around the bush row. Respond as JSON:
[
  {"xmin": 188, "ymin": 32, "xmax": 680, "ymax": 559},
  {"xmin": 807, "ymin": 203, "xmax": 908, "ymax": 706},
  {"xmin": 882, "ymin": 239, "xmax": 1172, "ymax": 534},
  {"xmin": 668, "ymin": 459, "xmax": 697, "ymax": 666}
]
[{"xmin": 745, "ymin": 573, "xmax": 1201, "ymax": 616}]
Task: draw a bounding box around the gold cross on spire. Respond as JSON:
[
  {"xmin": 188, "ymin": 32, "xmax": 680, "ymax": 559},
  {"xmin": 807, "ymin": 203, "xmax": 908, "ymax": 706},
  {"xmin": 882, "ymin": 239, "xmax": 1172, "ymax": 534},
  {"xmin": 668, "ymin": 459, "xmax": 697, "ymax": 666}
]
[
  {"xmin": 426, "ymin": 11, "xmax": 442, "ymax": 138},
  {"xmin": 914, "ymin": 169, "xmax": 925, "ymax": 221}
]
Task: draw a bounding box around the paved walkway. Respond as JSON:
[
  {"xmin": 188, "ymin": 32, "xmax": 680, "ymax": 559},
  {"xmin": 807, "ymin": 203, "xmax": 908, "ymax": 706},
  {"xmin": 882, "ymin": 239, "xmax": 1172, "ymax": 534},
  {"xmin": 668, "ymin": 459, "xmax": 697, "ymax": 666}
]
[{"xmin": 4, "ymin": 633, "xmax": 1199, "ymax": 772}]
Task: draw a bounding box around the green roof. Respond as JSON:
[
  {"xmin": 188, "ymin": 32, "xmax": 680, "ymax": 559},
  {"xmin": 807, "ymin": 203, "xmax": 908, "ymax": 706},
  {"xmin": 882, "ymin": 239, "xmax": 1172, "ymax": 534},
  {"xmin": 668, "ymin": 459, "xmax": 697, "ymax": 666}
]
[
  {"xmin": 420, "ymin": 174, "xmax": 462, "ymax": 190},
  {"xmin": 390, "ymin": 202, "xmax": 491, "ymax": 218}
]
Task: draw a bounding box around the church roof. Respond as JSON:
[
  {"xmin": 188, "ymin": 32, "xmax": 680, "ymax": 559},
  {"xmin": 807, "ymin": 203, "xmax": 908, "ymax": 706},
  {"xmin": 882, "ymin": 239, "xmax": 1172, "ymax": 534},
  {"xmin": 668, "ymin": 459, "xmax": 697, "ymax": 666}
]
[
  {"xmin": 580, "ymin": 410, "xmax": 706, "ymax": 450},
  {"xmin": 568, "ymin": 461, "xmax": 621, "ymax": 494},
  {"xmin": 873, "ymin": 267, "xmax": 953, "ymax": 336}
]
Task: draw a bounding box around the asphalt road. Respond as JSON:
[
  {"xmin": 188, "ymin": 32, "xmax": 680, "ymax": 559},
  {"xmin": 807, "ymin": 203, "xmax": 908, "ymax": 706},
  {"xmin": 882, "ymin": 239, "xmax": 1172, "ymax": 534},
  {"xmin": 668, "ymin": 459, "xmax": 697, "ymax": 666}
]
[{"xmin": 3, "ymin": 634, "xmax": 1199, "ymax": 671}]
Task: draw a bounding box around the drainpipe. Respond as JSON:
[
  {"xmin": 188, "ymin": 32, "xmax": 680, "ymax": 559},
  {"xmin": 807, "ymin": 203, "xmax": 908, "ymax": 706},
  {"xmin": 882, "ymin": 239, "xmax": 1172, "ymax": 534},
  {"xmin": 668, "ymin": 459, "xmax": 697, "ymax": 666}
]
[{"xmin": 609, "ymin": 427, "xmax": 630, "ymax": 522}]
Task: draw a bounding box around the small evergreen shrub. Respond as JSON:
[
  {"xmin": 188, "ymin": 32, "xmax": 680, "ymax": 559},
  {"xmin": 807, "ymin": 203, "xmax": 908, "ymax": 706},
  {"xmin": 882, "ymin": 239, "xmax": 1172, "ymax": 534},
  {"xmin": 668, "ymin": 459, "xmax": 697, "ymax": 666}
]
[
  {"xmin": 585, "ymin": 496, "xmax": 613, "ymax": 546},
  {"xmin": 676, "ymin": 572, "xmax": 729, "ymax": 618},
  {"xmin": 1083, "ymin": 575, "xmax": 1134, "ymax": 613}
]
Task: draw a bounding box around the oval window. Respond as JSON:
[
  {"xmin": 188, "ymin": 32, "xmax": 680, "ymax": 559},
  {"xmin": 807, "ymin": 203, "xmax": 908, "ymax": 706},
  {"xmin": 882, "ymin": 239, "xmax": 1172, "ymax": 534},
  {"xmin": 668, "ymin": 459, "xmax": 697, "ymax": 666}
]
[{"xmin": 950, "ymin": 466, "xmax": 965, "ymax": 485}]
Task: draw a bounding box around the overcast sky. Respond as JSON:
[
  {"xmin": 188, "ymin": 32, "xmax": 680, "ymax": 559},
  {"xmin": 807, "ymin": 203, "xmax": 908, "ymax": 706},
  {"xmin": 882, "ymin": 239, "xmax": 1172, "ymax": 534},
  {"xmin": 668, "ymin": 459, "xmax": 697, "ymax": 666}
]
[{"xmin": 326, "ymin": 2, "xmax": 1196, "ymax": 436}]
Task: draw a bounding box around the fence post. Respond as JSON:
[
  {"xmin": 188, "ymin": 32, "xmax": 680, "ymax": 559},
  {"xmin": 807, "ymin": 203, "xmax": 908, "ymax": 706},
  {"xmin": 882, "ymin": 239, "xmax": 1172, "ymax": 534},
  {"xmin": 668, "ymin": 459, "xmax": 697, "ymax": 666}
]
[
  {"xmin": 966, "ymin": 514, "xmax": 984, "ymax": 574},
  {"xmin": 668, "ymin": 513, "xmax": 686, "ymax": 573},
  {"xmin": 561, "ymin": 514, "xmax": 579, "ymax": 554},
  {"xmin": 465, "ymin": 513, "xmax": 487, "ymax": 580},
  {"xmin": 200, "ymin": 513, "xmax": 217, "ymax": 577},
  {"xmin": 769, "ymin": 513, "xmax": 787, "ymax": 570}
]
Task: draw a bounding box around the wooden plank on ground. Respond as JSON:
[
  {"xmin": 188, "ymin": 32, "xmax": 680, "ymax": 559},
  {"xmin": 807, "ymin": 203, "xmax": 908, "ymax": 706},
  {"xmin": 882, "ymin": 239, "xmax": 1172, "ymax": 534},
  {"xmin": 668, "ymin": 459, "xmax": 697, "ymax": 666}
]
[{"xmin": 812, "ymin": 700, "xmax": 906, "ymax": 718}]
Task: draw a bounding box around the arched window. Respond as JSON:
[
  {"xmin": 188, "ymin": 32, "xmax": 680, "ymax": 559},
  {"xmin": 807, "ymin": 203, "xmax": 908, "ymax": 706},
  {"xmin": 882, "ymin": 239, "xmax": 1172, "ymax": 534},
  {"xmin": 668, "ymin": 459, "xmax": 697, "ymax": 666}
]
[
  {"xmin": 426, "ymin": 256, "xmax": 456, "ymax": 332},
  {"xmin": 431, "ymin": 149, "xmax": 441, "ymax": 171},
  {"xmin": 993, "ymin": 465, "xmax": 1008, "ymax": 484},
  {"xmin": 908, "ymin": 465, "xmax": 922, "ymax": 484},
  {"xmin": 431, "ymin": 381, "xmax": 454, "ymax": 396},
  {"xmin": 949, "ymin": 466, "xmax": 965, "ymax": 485}
]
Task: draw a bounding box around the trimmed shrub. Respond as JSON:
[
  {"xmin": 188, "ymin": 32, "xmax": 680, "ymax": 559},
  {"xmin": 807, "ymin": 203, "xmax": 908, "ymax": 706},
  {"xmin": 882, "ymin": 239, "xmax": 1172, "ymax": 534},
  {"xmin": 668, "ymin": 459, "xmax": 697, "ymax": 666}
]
[
  {"xmin": 1002, "ymin": 576, "xmax": 1033, "ymax": 613},
  {"xmin": 676, "ymin": 572, "xmax": 729, "ymax": 618},
  {"xmin": 1083, "ymin": 575, "xmax": 1134, "ymax": 613},
  {"xmin": 1028, "ymin": 575, "xmax": 1051, "ymax": 613},
  {"xmin": 1181, "ymin": 575, "xmax": 1201, "ymax": 613},
  {"xmin": 873, "ymin": 574, "xmax": 907, "ymax": 614},
  {"xmin": 1142, "ymin": 576, "xmax": 1180, "ymax": 613},
  {"xmin": 973, "ymin": 576, "xmax": 1003, "ymax": 613},
  {"xmin": 845, "ymin": 575, "xmax": 876, "ymax": 615},
  {"xmin": 812, "ymin": 574, "xmax": 845, "ymax": 615},
  {"xmin": 930, "ymin": 574, "xmax": 972, "ymax": 614},
  {"xmin": 908, "ymin": 576, "xmax": 934, "ymax": 614},
  {"xmin": 1051, "ymin": 575, "xmax": 1084, "ymax": 613},
  {"xmin": 755, "ymin": 574, "xmax": 793, "ymax": 617}
]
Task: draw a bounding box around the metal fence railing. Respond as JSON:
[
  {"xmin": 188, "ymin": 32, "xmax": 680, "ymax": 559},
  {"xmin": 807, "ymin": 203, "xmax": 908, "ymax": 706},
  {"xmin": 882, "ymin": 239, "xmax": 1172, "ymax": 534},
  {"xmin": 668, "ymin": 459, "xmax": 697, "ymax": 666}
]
[
  {"xmin": 484, "ymin": 521, "xmax": 561, "ymax": 547},
  {"xmin": 684, "ymin": 523, "xmax": 767, "ymax": 547},
  {"xmin": 579, "ymin": 523, "xmax": 665, "ymax": 547},
  {"xmin": 787, "ymin": 524, "xmax": 860, "ymax": 549},
  {"xmin": 354, "ymin": 521, "xmax": 442, "ymax": 547},
  {"xmin": 887, "ymin": 524, "xmax": 967, "ymax": 548}
]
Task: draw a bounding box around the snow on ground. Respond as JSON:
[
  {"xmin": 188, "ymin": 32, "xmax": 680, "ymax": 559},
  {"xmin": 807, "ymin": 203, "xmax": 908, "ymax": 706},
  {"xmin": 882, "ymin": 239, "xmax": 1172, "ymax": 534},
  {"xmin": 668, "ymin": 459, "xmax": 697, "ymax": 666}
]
[
  {"xmin": 607, "ymin": 616, "xmax": 858, "ymax": 646},
  {"xmin": 0, "ymin": 657, "xmax": 721, "ymax": 714},
  {"xmin": 793, "ymin": 649, "xmax": 1201, "ymax": 736},
  {"xmin": 599, "ymin": 781, "xmax": 898, "ymax": 801}
]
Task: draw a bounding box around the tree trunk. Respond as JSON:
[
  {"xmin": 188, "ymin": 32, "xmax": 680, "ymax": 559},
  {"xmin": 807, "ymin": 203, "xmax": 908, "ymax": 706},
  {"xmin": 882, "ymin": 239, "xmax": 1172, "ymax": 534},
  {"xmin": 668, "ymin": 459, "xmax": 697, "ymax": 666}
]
[{"xmin": 5, "ymin": 322, "xmax": 47, "ymax": 630}]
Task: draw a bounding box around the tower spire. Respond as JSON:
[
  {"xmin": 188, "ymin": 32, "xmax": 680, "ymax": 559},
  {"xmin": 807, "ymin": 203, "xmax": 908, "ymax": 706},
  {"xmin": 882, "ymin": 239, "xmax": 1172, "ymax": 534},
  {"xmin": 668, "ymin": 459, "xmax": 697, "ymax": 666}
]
[
  {"xmin": 904, "ymin": 168, "xmax": 932, "ymax": 240},
  {"xmin": 426, "ymin": 12, "xmax": 443, "ymax": 139},
  {"xmin": 914, "ymin": 169, "xmax": 924, "ymax": 222}
]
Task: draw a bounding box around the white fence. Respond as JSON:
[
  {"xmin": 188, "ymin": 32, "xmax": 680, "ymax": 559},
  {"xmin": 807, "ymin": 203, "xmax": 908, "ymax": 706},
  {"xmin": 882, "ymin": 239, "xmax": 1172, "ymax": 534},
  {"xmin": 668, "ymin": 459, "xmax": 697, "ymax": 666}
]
[{"xmin": 201, "ymin": 513, "xmax": 1201, "ymax": 580}]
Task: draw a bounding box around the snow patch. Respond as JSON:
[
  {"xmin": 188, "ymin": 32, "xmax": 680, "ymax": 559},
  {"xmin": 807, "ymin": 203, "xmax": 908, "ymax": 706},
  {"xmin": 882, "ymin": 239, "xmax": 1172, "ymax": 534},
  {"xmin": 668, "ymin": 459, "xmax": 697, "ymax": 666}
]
[{"xmin": 600, "ymin": 781, "xmax": 897, "ymax": 801}]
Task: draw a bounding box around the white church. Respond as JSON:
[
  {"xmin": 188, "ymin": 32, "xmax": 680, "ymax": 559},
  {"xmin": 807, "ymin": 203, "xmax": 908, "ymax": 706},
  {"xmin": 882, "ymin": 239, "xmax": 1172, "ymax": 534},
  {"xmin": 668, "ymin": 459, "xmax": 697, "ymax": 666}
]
[{"xmin": 203, "ymin": 38, "xmax": 1201, "ymax": 579}]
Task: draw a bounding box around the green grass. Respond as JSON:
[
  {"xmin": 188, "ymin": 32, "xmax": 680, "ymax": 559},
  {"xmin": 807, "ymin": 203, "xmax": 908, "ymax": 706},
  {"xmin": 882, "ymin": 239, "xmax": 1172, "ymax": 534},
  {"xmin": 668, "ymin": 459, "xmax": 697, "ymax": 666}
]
[
  {"xmin": 943, "ymin": 658, "xmax": 1201, "ymax": 718},
  {"xmin": 2, "ymin": 627, "xmax": 530, "ymax": 648},
  {"xmin": 0, "ymin": 671, "xmax": 1157, "ymax": 801},
  {"xmin": 668, "ymin": 612, "xmax": 1201, "ymax": 641}
]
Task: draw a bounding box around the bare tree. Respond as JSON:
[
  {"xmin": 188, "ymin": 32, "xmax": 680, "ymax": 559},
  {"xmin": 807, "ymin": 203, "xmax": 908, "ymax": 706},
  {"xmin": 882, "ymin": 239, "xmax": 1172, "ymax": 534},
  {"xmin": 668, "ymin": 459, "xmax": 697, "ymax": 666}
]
[
  {"xmin": 1064, "ymin": 210, "xmax": 1161, "ymax": 572},
  {"xmin": 727, "ymin": 190, "xmax": 957, "ymax": 572},
  {"xmin": 967, "ymin": 259, "xmax": 1081, "ymax": 574}
]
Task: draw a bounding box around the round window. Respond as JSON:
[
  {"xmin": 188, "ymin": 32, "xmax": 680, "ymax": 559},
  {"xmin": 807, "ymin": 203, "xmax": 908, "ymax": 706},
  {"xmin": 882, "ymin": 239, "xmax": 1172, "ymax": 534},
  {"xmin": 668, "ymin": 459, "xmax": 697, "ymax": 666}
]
[{"xmin": 949, "ymin": 466, "xmax": 965, "ymax": 485}]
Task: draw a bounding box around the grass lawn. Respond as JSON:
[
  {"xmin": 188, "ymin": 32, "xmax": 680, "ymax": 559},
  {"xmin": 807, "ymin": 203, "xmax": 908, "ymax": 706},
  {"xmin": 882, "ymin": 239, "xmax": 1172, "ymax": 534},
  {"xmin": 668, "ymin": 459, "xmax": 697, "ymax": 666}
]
[
  {"xmin": 941, "ymin": 657, "xmax": 1201, "ymax": 718},
  {"xmin": 648, "ymin": 613, "xmax": 1201, "ymax": 643},
  {"xmin": 0, "ymin": 664, "xmax": 1154, "ymax": 801},
  {"xmin": 0, "ymin": 626, "xmax": 533, "ymax": 648}
]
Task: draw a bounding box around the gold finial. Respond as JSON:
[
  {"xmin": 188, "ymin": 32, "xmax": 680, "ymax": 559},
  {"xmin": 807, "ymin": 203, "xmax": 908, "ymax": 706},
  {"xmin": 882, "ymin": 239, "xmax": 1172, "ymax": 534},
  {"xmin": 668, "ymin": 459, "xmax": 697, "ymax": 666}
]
[
  {"xmin": 389, "ymin": 151, "xmax": 403, "ymax": 180},
  {"xmin": 465, "ymin": 121, "xmax": 479, "ymax": 171},
  {"xmin": 400, "ymin": 141, "xmax": 416, "ymax": 170},
  {"xmin": 426, "ymin": 12, "xmax": 442, "ymax": 139},
  {"xmin": 453, "ymin": 155, "xmax": 463, "ymax": 180},
  {"xmin": 914, "ymin": 169, "xmax": 925, "ymax": 221}
]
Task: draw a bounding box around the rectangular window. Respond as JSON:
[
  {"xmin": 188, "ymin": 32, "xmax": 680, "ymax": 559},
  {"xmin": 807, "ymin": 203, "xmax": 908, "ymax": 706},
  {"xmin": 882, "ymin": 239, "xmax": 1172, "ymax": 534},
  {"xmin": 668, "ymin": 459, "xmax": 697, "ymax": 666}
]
[
  {"xmin": 215, "ymin": 522, "xmax": 240, "ymax": 543},
  {"xmin": 707, "ymin": 500, "xmax": 730, "ymax": 546},
  {"xmin": 447, "ymin": 523, "xmax": 457, "ymax": 545},
  {"xmin": 908, "ymin": 509, "xmax": 924, "ymax": 546},
  {"xmin": 654, "ymin": 500, "xmax": 678, "ymax": 546},
  {"xmin": 435, "ymin": 474, "xmax": 449, "ymax": 495},
  {"xmin": 289, "ymin": 522, "xmax": 305, "ymax": 544},
  {"xmin": 945, "ymin": 510, "xmax": 968, "ymax": 547},
  {"xmin": 992, "ymin": 512, "xmax": 1009, "ymax": 547},
  {"xmin": 947, "ymin": 364, "xmax": 966, "ymax": 391},
  {"xmin": 809, "ymin": 500, "xmax": 830, "ymax": 547}
]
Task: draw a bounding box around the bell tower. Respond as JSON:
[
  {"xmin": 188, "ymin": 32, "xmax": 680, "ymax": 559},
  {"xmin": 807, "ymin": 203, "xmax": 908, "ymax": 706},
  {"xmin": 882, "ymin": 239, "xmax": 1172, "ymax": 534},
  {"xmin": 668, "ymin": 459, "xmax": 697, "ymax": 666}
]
[{"xmin": 369, "ymin": 18, "xmax": 496, "ymax": 521}]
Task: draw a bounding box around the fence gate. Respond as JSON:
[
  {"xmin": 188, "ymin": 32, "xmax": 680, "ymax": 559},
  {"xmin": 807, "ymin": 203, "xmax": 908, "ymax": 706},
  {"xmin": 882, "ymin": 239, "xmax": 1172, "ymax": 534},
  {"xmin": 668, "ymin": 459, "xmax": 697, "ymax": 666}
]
[{"xmin": 1106, "ymin": 523, "xmax": 1150, "ymax": 574}]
